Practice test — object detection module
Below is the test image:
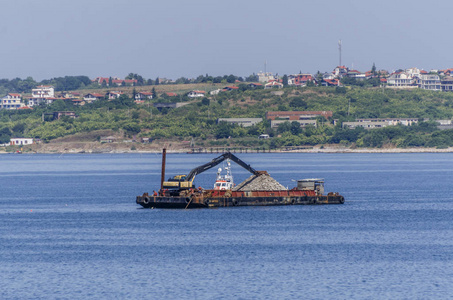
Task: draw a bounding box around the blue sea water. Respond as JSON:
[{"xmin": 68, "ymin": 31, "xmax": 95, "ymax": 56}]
[{"xmin": 1, "ymin": 153, "xmax": 453, "ymax": 299}]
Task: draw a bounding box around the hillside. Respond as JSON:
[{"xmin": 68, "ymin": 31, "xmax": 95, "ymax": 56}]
[{"xmin": 3, "ymin": 83, "xmax": 453, "ymax": 153}]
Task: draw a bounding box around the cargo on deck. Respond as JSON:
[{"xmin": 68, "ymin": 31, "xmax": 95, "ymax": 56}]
[{"xmin": 136, "ymin": 149, "xmax": 345, "ymax": 209}]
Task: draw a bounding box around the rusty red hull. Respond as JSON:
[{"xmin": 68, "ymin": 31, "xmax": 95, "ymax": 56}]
[{"xmin": 136, "ymin": 189, "xmax": 345, "ymax": 209}]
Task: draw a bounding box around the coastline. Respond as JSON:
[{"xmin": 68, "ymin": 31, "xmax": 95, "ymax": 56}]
[{"xmin": 2, "ymin": 142, "xmax": 453, "ymax": 154}]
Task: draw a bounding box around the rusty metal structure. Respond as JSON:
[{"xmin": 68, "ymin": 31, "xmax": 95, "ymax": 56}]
[{"xmin": 136, "ymin": 149, "xmax": 345, "ymax": 209}]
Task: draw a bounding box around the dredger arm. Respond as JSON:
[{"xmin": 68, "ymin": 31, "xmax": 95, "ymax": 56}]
[{"xmin": 186, "ymin": 152, "xmax": 264, "ymax": 182}]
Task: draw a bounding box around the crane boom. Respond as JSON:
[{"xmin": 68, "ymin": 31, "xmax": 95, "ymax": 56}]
[
  {"xmin": 162, "ymin": 152, "xmax": 265, "ymax": 192},
  {"xmin": 186, "ymin": 152, "xmax": 260, "ymax": 182}
]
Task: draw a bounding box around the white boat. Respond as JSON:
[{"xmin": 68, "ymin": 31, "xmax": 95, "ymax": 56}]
[{"xmin": 214, "ymin": 159, "xmax": 234, "ymax": 190}]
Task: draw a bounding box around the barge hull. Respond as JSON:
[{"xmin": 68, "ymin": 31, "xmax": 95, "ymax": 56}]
[{"xmin": 136, "ymin": 194, "xmax": 345, "ymax": 209}]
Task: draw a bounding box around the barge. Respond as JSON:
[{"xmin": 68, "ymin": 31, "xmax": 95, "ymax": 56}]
[{"xmin": 136, "ymin": 149, "xmax": 345, "ymax": 209}]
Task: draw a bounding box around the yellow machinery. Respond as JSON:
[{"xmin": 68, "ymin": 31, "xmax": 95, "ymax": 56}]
[{"xmin": 161, "ymin": 152, "xmax": 264, "ymax": 195}]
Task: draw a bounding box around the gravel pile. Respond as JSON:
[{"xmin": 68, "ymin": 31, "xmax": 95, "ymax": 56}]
[{"xmin": 233, "ymin": 174, "xmax": 287, "ymax": 191}]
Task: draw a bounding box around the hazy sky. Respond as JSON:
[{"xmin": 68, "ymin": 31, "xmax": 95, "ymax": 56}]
[{"xmin": 1, "ymin": 0, "xmax": 452, "ymax": 81}]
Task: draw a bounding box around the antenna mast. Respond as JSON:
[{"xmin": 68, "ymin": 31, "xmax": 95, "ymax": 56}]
[{"xmin": 338, "ymin": 39, "xmax": 342, "ymax": 66}]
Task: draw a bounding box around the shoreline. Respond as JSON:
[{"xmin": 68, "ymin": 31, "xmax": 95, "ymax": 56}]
[{"xmin": 2, "ymin": 145, "xmax": 453, "ymax": 154}]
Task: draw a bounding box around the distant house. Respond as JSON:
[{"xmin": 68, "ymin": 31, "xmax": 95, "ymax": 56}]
[
  {"xmin": 266, "ymin": 111, "xmax": 332, "ymax": 129},
  {"xmin": 266, "ymin": 111, "xmax": 332, "ymax": 121},
  {"xmin": 264, "ymin": 81, "xmax": 284, "ymax": 89},
  {"xmin": 217, "ymin": 118, "xmax": 262, "ymax": 127},
  {"xmin": 441, "ymin": 76, "xmax": 453, "ymax": 92},
  {"xmin": 52, "ymin": 111, "xmax": 77, "ymax": 120},
  {"xmin": 106, "ymin": 91, "xmax": 123, "ymax": 100},
  {"xmin": 92, "ymin": 77, "xmax": 137, "ymax": 86},
  {"xmin": 83, "ymin": 93, "xmax": 105, "ymax": 103},
  {"xmin": 58, "ymin": 91, "xmax": 80, "ymax": 98},
  {"xmin": 248, "ymin": 83, "xmax": 263, "ymax": 88},
  {"xmin": 271, "ymin": 119, "xmax": 317, "ymax": 128},
  {"xmin": 1, "ymin": 93, "xmax": 24, "ymax": 110},
  {"xmin": 257, "ymin": 72, "xmax": 276, "ymax": 82},
  {"xmin": 222, "ymin": 86, "xmax": 239, "ymax": 91},
  {"xmin": 209, "ymin": 89, "xmax": 222, "ymax": 95},
  {"xmin": 333, "ymin": 66, "xmax": 349, "ymax": 78},
  {"xmin": 387, "ymin": 69, "xmax": 418, "ymax": 88},
  {"xmin": 417, "ymin": 74, "xmax": 441, "ymax": 90},
  {"xmin": 288, "ymin": 74, "xmax": 315, "ymax": 86},
  {"xmin": 135, "ymin": 92, "xmax": 153, "ymax": 101},
  {"xmin": 112, "ymin": 79, "xmax": 137, "ymax": 86},
  {"xmin": 72, "ymin": 99, "xmax": 84, "ymax": 106},
  {"xmin": 343, "ymin": 118, "xmax": 419, "ymax": 129},
  {"xmin": 323, "ymin": 72, "xmax": 335, "ymax": 80},
  {"xmin": 187, "ymin": 90, "xmax": 206, "ymax": 98},
  {"xmin": 32, "ymin": 85, "xmax": 54, "ymax": 98},
  {"xmin": 345, "ymin": 69, "xmax": 366, "ymax": 80},
  {"xmin": 28, "ymin": 85, "xmax": 55, "ymax": 106},
  {"xmin": 321, "ymin": 79, "xmax": 340, "ymax": 86},
  {"xmin": 8, "ymin": 138, "xmax": 34, "ymax": 146},
  {"xmin": 165, "ymin": 92, "xmax": 178, "ymax": 97}
]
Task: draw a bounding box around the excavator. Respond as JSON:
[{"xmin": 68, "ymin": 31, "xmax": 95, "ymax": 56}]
[{"xmin": 162, "ymin": 152, "xmax": 267, "ymax": 195}]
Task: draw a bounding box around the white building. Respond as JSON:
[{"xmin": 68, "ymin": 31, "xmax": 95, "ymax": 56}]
[
  {"xmin": 271, "ymin": 119, "xmax": 317, "ymax": 128},
  {"xmin": 1, "ymin": 93, "xmax": 24, "ymax": 110},
  {"xmin": 264, "ymin": 81, "xmax": 284, "ymax": 89},
  {"xmin": 32, "ymin": 85, "xmax": 54, "ymax": 98},
  {"xmin": 343, "ymin": 118, "xmax": 419, "ymax": 129},
  {"xmin": 135, "ymin": 92, "xmax": 153, "ymax": 101},
  {"xmin": 28, "ymin": 85, "xmax": 55, "ymax": 106},
  {"xmin": 418, "ymin": 74, "xmax": 441, "ymax": 90},
  {"xmin": 8, "ymin": 138, "xmax": 34, "ymax": 146},
  {"xmin": 387, "ymin": 72, "xmax": 417, "ymax": 88},
  {"xmin": 257, "ymin": 72, "xmax": 276, "ymax": 82},
  {"xmin": 217, "ymin": 118, "xmax": 262, "ymax": 127},
  {"xmin": 187, "ymin": 90, "xmax": 206, "ymax": 98},
  {"xmin": 83, "ymin": 93, "xmax": 105, "ymax": 103},
  {"xmin": 107, "ymin": 91, "xmax": 123, "ymax": 100},
  {"xmin": 209, "ymin": 89, "xmax": 222, "ymax": 95}
]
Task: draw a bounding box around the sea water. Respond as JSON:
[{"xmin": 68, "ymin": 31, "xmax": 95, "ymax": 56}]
[{"xmin": 1, "ymin": 153, "xmax": 453, "ymax": 299}]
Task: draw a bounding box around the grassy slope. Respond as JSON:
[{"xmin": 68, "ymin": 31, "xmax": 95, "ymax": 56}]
[{"xmin": 4, "ymin": 84, "xmax": 453, "ymax": 152}]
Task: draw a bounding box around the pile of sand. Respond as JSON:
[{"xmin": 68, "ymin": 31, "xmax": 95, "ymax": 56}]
[{"xmin": 233, "ymin": 174, "xmax": 287, "ymax": 191}]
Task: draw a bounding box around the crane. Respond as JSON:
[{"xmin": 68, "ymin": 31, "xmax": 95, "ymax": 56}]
[{"xmin": 162, "ymin": 152, "xmax": 266, "ymax": 194}]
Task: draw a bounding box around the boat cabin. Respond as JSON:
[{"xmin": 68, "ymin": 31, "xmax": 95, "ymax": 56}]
[
  {"xmin": 297, "ymin": 179, "xmax": 324, "ymax": 195},
  {"xmin": 214, "ymin": 160, "xmax": 234, "ymax": 190}
]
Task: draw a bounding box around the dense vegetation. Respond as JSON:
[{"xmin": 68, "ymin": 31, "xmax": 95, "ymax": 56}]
[{"xmin": 3, "ymin": 79, "xmax": 453, "ymax": 149}]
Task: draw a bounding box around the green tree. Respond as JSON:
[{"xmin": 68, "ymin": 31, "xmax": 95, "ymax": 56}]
[
  {"xmin": 215, "ymin": 122, "xmax": 233, "ymax": 139},
  {"xmin": 289, "ymin": 97, "xmax": 307, "ymax": 109},
  {"xmin": 201, "ymin": 98, "xmax": 210, "ymax": 106},
  {"xmin": 226, "ymin": 74, "xmax": 236, "ymax": 83},
  {"xmin": 290, "ymin": 121, "xmax": 302, "ymax": 135},
  {"xmin": 282, "ymin": 74, "xmax": 288, "ymax": 87}
]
